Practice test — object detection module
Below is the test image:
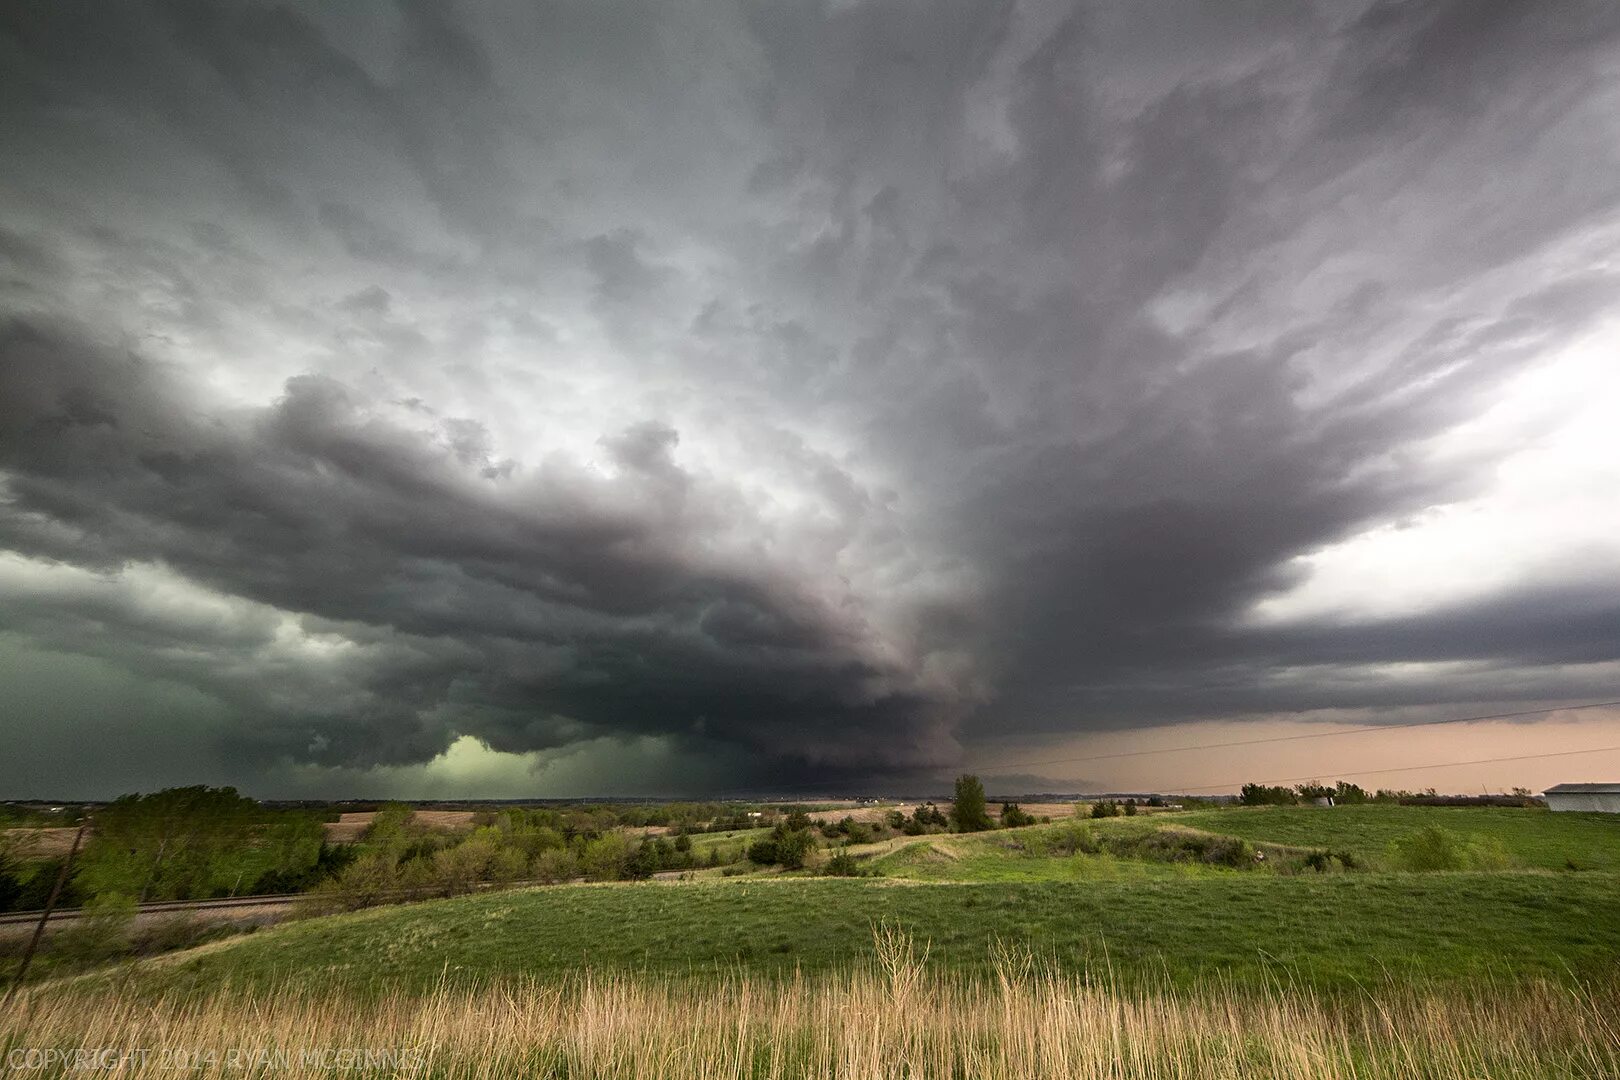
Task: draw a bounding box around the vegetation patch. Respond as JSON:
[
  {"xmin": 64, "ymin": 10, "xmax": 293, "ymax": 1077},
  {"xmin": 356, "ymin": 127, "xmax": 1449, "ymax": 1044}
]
[{"xmin": 86, "ymin": 872, "xmax": 1620, "ymax": 996}]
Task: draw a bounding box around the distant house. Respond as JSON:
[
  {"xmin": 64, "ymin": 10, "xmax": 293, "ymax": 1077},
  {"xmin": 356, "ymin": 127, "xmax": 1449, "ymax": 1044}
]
[{"xmin": 1543, "ymin": 783, "xmax": 1620, "ymax": 813}]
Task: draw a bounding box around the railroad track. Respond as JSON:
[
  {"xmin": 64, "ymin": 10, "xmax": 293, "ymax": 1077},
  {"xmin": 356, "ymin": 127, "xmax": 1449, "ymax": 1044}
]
[
  {"xmin": 0, "ymin": 877, "xmax": 577, "ymax": 928},
  {"xmin": 0, "ymin": 892, "xmax": 307, "ymax": 927}
]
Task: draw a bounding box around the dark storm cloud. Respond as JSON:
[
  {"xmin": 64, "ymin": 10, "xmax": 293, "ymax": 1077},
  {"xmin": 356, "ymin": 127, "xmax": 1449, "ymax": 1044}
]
[
  {"xmin": 3, "ymin": 0, "xmax": 1620, "ymax": 793},
  {"xmin": 0, "ymin": 319, "xmax": 969, "ymax": 776}
]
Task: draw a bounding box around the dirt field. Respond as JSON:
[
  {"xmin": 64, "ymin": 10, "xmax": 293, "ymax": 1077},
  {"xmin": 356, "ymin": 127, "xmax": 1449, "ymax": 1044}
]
[
  {"xmin": 3, "ymin": 827, "xmax": 83, "ymax": 858},
  {"xmin": 1010, "ymin": 802, "xmax": 1082, "ymax": 819},
  {"xmin": 321, "ymin": 810, "xmax": 477, "ymax": 843},
  {"xmin": 804, "ymin": 804, "xmax": 917, "ymax": 825}
]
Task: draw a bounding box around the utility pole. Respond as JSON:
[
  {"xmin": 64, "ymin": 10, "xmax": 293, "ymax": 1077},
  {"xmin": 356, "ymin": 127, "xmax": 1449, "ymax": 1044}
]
[{"xmin": 5, "ymin": 815, "xmax": 89, "ymax": 1001}]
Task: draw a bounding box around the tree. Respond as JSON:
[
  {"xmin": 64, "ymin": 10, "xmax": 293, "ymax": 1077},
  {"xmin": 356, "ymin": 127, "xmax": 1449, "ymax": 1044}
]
[
  {"xmin": 1240, "ymin": 783, "xmax": 1297, "ymax": 806},
  {"xmin": 950, "ymin": 775, "xmax": 993, "ymax": 832},
  {"xmin": 531, "ymin": 848, "xmax": 579, "ymax": 884},
  {"xmin": 75, "ymin": 786, "xmax": 324, "ymax": 902},
  {"xmin": 580, "ymin": 833, "xmax": 630, "ymax": 881},
  {"xmin": 1333, "ymin": 781, "xmax": 1369, "ymax": 805}
]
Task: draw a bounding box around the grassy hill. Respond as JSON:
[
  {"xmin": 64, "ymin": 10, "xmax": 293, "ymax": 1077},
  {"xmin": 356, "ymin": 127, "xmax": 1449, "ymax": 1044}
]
[
  {"xmin": 118, "ymin": 869, "xmax": 1620, "ymax": 995},
  {"xmin": 1169, "ymin": 805, "xmax": 1620, "ymax": 870}
]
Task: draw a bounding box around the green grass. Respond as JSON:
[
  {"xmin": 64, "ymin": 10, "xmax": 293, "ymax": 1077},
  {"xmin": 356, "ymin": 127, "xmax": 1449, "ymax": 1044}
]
[
  {"xmin": 1170, "ymin": 805, "xmax": 1620, "ymax": 870},
  {"xmin": 866, "ymin": 834, "xmax": 1239, "ymax": 882},
  {"xmin": 114, "ymin": 870, "xmax": 1620, "ymax": 996},
  {"xmin": 684, "ymin": 827, "xmax": 768, "ymax": 855}
]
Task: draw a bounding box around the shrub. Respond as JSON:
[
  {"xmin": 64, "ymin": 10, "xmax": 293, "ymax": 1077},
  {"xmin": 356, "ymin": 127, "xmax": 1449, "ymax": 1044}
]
[
  {"xmin": 54, "ymin": 892, "xmax": 136, "ymax": 964},
  {"xmin": 1387, "ymin": 827, "xmax": 1511, "ymax": 872},
  {"xmin": 431, "ymin": 835, "xmax": 501, "ymax": 896},
  {"xmin": 311, "ymin": 851, "xmax": 401, "ymax": 911},
  {"xmin": 1000, "ymin": 803, "xmax": 1036, "ymax": 828},
  {"xmin": 581, "ymin": 833, "xmax": 631, "ymax": 881},
  {"xmin": 531, "ymin": 848, "xmax": 580, "ymax": 884},
  {"xmin": 1303, "ymin": 849, "xmax": 1358, "ymax": 873},
  {"xmin": 750, "ymin": 825, "xmax": 817, "ymax": 869},
  {"xmin": 1044, "ymin": 823, "xmax": 1100, "ymax": 856},
  {"xmin": 820, "ymin": 850, "xmax": 867, "ymax": 877}
]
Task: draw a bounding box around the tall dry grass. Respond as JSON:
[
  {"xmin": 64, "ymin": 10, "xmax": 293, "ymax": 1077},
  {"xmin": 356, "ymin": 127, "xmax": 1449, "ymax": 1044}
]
[{"xmin": 2, "ymin": 931, "xmax": 1616, "ymax": 1078}]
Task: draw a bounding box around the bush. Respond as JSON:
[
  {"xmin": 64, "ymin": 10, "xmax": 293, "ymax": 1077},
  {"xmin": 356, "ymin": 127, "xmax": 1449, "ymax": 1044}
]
[
  {"xmin": 308, "ymin": 850, "xmax": 401, "ymax": 911},
  {"xmin": 749, "ymin": 824, "xmax": 817, "ymax": 869},
  {"xmin": 1000, "ymin": 803, "xmax": 1036, "ymax": 828},
  {"xmin": 820, "ymin": 850, "xmax": 868, "ymax": 877},
  {"xmin": 1302, "ymin": 849, "xmax": 1358, "ymax": 873},
  {"xmin": 581, "ymin": 834, "xmax": 631, "ymax": 881},
  {"xmin": 1387, "ymin": 827, "xmax": 1510, "ymax": 872},
  {"xmin": 530, "ymin": 848, "xmax": 580, "ymax": 884},
  {"xmin": 54, "ymin": 892, "xmax": 136, "ymax": 964}
]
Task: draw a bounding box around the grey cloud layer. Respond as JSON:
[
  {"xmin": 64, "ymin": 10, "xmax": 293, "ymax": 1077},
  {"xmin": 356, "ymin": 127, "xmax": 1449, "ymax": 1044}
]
[
  {"xmin": 0, "ymin": 321, "xmax": 971, "ymax": 777},
  {"xmin": 3, "ymin": 0, "xmax": 1620, "ymax": 792}
]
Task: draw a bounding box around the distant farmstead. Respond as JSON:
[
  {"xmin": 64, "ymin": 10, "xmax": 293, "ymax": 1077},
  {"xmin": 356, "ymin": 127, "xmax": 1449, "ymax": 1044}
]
[{"xmin": 1543, "ymin": 783, "xmax": 1620, "ymax": 813}]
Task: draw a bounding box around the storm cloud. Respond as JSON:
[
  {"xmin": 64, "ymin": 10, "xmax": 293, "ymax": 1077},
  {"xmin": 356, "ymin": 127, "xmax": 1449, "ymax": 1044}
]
[{"xmin": 3, "ymin": 0, "xmax": 1620, "ymax": 795}]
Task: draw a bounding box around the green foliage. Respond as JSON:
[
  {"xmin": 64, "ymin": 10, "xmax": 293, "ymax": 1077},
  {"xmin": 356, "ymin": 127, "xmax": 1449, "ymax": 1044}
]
[
  {"xmin": 531, "ymin": 848, "xmax": 580, "ymax": 884},
  {"xmin": 999, "ymin": 802, "xmax": 1036, "ymax": 828},
  {"xmin": 74, "ymin": 787, "xmax": 327, "ymax": 903},
  {"xmin": 581, "ymin": 833, "xmax": 631, "ymax": 881},
  {"xmin": 1334, "ymin": 781, "xmax": 1370, "ymax": 805},
  {"xmin": 1090, "ymin": 801, "xmax": 1121, "ymax": 819},
  {"xmin": 1171, "ymin": 806, "xmax": 1614, "ymax": 871},
  {"xmin": 819, "ymin": 850, "xmax": 868, "ymax": 877},
  {"xmin": 749, "ymin": 823, "xmax": 818, "ymax": 869},
  {"xmin": 0, "ymin": 839, "xmax": 23, "ymax": 911},
  {"xmin": 362, "ymin": 803, "xmax": 417, "ymax": 845},
  {"xmin": 1240, "ymin": 784, "xmax": 1298, "ymax": 806},
  {"xmin": 139, "ymin": 873, "xmax": 1620, "ymax": 994},
  {"xmin": 1388, "ymin": 827, "xmax": 1511, "ymax": 872},
  {"xmin": 950, "ymin": 775, "xmax": 993, "ymax": 833},
  {"xmin": 53, "ymin": 892, "xmax": 136, "ymax": 964}
]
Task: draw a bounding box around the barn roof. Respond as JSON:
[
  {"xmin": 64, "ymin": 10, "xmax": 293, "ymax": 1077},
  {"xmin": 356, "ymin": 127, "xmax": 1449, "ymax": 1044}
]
[{"xmin": 1544, "ymin": 783, "xmax": 1620, "ymax": 794}]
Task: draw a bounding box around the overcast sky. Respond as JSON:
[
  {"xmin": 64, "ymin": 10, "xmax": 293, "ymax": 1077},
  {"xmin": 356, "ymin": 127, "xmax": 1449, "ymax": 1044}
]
[{"xmin": 4, "ymin": 0, "xmax": 1620, "ymax": 799}]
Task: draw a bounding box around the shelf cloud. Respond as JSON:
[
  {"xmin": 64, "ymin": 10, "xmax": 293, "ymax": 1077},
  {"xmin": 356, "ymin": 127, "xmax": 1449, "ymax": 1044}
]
[{"xmin": 4, "ymin": 0, "xmax": 1620, "ymax": 795}]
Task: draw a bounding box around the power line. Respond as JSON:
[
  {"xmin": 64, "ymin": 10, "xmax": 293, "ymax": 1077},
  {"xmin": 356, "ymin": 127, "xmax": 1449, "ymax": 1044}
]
[
  {"xmin": 695, "ymin": 698, "xmax": 1620, "ymax": 798},
  {"xmin": 1166, "ymin": 742, "xmax": 1620, "ymax": 795}
]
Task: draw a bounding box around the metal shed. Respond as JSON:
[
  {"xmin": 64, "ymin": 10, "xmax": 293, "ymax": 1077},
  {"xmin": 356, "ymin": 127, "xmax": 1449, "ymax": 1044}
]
[{"xmin": 1542, "ymin": 783, "xmax": 1620, "ymax": 813}]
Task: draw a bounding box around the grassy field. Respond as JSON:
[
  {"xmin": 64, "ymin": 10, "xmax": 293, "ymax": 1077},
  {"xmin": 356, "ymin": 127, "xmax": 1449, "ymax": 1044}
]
[
  {"xmin": 864, "ymin": 833, "xmax": 1235, "ymax": 882},
  {"xmin": 685, "ymin": 826, "xmax": 769, "ymax": 855},
  {"xmin": 7, "ymin": 962, "xmax": 1616, "ymax": 1079},
  {"xmin": 1170, "ymin": 805, "xmax": 1620, "ymax": 870},
  {"xmin": 97, "ymin": 870, "xmax": 1620, "ymax": 995},
  {"xmin": 7, "ymin": 804, "xmax": 1620, "ymax": 1076}
]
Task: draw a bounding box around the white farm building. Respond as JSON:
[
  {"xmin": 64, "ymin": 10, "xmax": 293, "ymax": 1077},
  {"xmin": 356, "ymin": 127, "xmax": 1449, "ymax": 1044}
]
[{"xmin": 1543, "ymin": 783, "xmax": 1620, "ymax": 813}]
